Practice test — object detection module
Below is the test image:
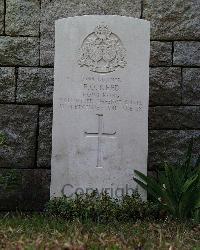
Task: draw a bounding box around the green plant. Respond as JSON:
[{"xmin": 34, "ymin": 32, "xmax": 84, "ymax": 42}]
[
  {"xmin": 0, "ymin": 131, "xmax": 6, "ymax": 145},
  {"xmin": 134, "ymin": 139, "xmax": 200, "ymax": 221},
  {"xmin": 45, "ymin": 191, "xmax": 159, "ymax": 222}
]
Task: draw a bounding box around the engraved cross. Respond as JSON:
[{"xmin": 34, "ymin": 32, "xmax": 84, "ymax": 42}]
[{"xmin": 85, "ymin": 114, "xmax": 116, "ymax": 168}]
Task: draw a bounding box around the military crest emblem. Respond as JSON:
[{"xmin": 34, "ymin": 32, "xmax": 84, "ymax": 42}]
[{"xmin": 78, "ymin": 24, "xmax": 127, "ymax": 73}]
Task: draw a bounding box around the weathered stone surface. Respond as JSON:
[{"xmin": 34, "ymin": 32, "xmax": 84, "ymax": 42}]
[
  {"xmin": 40, "ymin": 0, "xmax": 141, "ymax": 66},
  {"xmin": 17, "ymin": 67, "xmax": 54, "ymax": 104},
  {"xmin": 182, "ymin": 68, "xmax": 200, "ymax": 105},
  {"xmin": 37, "ymin": 107, "xmax": 52, "ymax": 168},
  {"xmin": 149, "ymin": 106, "xmax": 200, "ymax": 129},
  {"xmin": 0, "ymin": 37, "xmax": 39, "ymax": 66},
  {"xmin": 149, "ymin": 67, "xmax": 181, "ymax": 105},
  {"xmin": 0, "ymin": 67, "xmax": 15, "ymax": 102},
  {"xmin": 173, "ymin": 42, "xmax": 200, "ymax": 66},
  {"xmin": 0, "ymin": 105, "xmax": 38, "ymax": 168},
  {"xmin": 0, "ymin": 169, "xmax": 50, "ymax": 210},
  {"xmin": 143, "ymin": 0, "xmax": 200, "ymax": 40},
  {"xmin": 150, "ymin": 42, "xmax": 172, "ymax": 66},
  {"xmin": 51, "ymin": 16, "xmax": 149, "ymax": 199},
  {"xmin": 149, "ymin": 130, "xmax": 200, "ymax": 169},
  {"xmin": 5, "ymin": 0, "xmax": 40, "ymax": 36},
  {"xmin": 0, "ymin": 0, "xmax": 4, "ymax": 34}
]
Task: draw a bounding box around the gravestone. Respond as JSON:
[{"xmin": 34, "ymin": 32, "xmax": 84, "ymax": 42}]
[{"xmin": 51, "ymin": 15, "xmax": 150, "ymax": 199}]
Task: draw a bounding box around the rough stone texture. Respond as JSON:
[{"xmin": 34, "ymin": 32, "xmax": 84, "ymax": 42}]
[
  {"xmin": 0, "ymin": 105, "xmax": 38, "ymax": 168},
  {"xmin": 0, "ymin": 37, "xmax": 39, "ymax": 66},
  {"xmin": 143, "ymin": 0, "xmax": 200, "ymax": 40},
  {"xmin": 149, "ymin": 130, "xmax": 200, "ymax": 170},
  {"xmin": 173, "ymin": 42, "xmax": 200, "ymax": 66},
  {"xmin": 0, "ymin": 0, "xmax": 199, "ymax": 210},
  {"xmin": 0, "ymin": 169, "xmax": 50, "ymax": 210},
  {"xmin": 182, "ymin": 68, "xmax": 200, "ymax": 105},
  {"xmin": 150, "ymin": 42, "xmax": 172, "ymax": 66},
  {"xmin": 0, "ymin": 0, "xmax": 4, "ymax": 34},
  {"xmin": 5, "ymin": 0, "xmax": 40, "ymax": 36},
  {"xmin": 40, "ymin": 0, "xmax": 141, "ymax": 66},
  {"xmin": 37, "ymin": 107, "xmax": 52, "ymax": 168},
  {"xmin": 17, "ymin": 68, "xmax": 54, "ymax": 104},
  {"xmin": 149, "ymin": 67, "xmax": 181, "ymax": 105},
  {"xmin": 0, "ymin": 67, "xmax": 15, "ymax": 102},
  {"xmin": 149, "ymin": 106, "xmax": 200, "ymax": 129}
]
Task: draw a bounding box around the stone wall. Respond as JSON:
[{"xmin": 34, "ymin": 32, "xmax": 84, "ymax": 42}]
[{"xmin": 0, "ymin": 0, "xmax": 199, "ymax": 210}]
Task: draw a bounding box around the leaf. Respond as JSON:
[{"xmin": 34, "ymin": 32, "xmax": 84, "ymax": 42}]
[
  {"xmin": 162, "ymin": 165, "xmax": 180, "ymax": 206},
  {"xmin": 182, "ymin": 174, "xmax": 199, "ymax": 193},
  {"xmin": 134, "ymin": 171, "xmax": 176, "ymax": 215},
  {"xmin": 194, "ymin": 199, "xmax": 200, "ymax": 209},
  {"xmin": 134, "ymin": 170, "xmax": 163, "ymax": 197},
  {"xmin": 133, "ymin": 178, "xmax": 147, "ymax": 191},
  {"xmin": 179, "ymin": 178, "xmax": 200, "ymax": 218},
  {"xmin": 133, "ymin": 139, "xmax": 200, "ymax": 220}
]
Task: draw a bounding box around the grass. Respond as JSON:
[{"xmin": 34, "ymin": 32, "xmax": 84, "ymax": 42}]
[{"xmin": 0, "ymin": 214, "xmax": 199, "ymax": 249}]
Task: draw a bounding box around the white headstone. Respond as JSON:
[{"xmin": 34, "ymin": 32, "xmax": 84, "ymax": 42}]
[{"xmin": 51, "ymin": 15, "xmax": 150, "ymax": 199}]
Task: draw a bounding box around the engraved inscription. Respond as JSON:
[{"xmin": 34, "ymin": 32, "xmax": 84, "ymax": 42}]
[
  {"xmin": 85, "ymin": 114, "xmax": 116, "ymax": 168},
  {"xmin": 59, "ymin": 75, "xmax": 143, "ymax": 112},
  {"xmin": 78, "ymin": 24, "xmax": 127, "ymax": 73}
]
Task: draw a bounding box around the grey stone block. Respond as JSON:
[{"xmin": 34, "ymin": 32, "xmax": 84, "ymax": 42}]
[
  {"xmin": 182, "ymin": 68, "xmax": 200, "ymax": 105},
  {"xmin": 149, "ymin": 130, "xmax": 200, "ymax": 170},
  {"xmin": 0, "ymin": 67, "xmax": 15, "ymax": 102},
  {"xmin": 5, "ymin": 0, "xmax": 40, "ymax": 36},
  {"xmin": 149, "ymin": 106, "xmax": 200, "ymax": 129},
  {"xmin": 174, "ymin": 42, "xmax": 200, "ymax": 66},
  {"xmin": 0, "ymin": 37, "xmax": 39, "ymax": 66},
  {"xmin": 17, "ymin": 67, "xmax": 54, "ymax": 104},
  {"xmin": 149, "ymin": 67, "xmax": 181, "ymax": 105},
  {"xmin": 40, "ymin": 0, "xmax": 141, "ymax": 66},
  {"xmin": 0, "ymin": 105, "xmax": 38, "ymax": 168},
  {"xmin": 143, "ymin": 0, "xmax": 200, "ymax": 40},
  {"xmin": 0, "ymin": 0, "xmax": 4, "ymax": 34},
  {"xmin": 0, "ymin": 169, "xmax": 50, "ymax": 210},
  {"xmin": 150, "ymin": 42, "xmax": 172, "ymax": 66},
  {"xmin": 37, "ymin": 107, "xmax": 52, "ymax": 168}
]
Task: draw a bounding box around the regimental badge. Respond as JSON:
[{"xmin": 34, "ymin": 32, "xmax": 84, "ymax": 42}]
[{"xmin": 78, "ymin": 24, "xmax": 127, "ymax": 73}]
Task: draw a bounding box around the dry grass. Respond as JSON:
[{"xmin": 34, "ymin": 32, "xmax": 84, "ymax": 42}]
[{"xmin": 0, "ymin": 213, "xmax": 199, "ymax": 250}]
